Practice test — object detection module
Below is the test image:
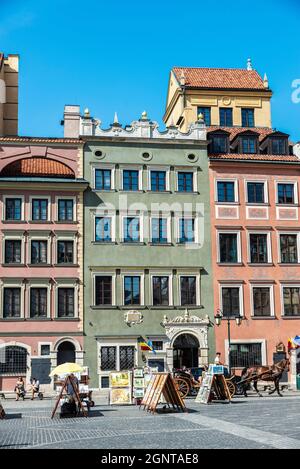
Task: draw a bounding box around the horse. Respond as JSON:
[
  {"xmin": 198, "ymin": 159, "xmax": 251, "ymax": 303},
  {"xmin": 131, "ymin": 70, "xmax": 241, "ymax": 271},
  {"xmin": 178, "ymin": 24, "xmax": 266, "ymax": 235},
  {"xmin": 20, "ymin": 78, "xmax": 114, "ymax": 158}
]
[{"xmin": 240, "ymin": 358, "xmax": 290, "ymax": 397}]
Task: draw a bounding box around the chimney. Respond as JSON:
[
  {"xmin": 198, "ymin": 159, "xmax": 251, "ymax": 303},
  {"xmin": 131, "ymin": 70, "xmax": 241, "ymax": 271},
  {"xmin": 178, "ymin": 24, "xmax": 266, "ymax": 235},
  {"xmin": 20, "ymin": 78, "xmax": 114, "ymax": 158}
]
[
  {"xmin": 0, "ymin": 53, "xmax": 19, "ymax": 136},
  {"xmin": 62, "ymin": 105, "xmax": 81, "ymax": 138}
]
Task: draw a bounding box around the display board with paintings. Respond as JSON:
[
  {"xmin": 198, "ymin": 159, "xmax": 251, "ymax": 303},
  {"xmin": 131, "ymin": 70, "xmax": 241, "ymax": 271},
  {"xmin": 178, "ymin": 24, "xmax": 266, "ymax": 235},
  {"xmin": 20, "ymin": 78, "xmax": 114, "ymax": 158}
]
[
  {"xmin": 195, "ymin": 372, "xmax": 231, "ymax": 404},
  {"xmin": 141, "ymin": 373, "xmax": 186, "ymax": 414},
  {"xmin": 109, "ymin": 371, "xmax": 132, "ymax": 405}
]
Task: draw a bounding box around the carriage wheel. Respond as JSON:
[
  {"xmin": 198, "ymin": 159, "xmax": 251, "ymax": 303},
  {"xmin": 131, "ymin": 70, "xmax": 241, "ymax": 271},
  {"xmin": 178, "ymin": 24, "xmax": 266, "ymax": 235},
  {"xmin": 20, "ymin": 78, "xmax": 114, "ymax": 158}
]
[
  {"xmin": 226, "ymin": 380, "xmax": 236, "ymax": 398},
  {"xmin": 174, "ymin": 378, "xmax": 190, "ymax": 399}
]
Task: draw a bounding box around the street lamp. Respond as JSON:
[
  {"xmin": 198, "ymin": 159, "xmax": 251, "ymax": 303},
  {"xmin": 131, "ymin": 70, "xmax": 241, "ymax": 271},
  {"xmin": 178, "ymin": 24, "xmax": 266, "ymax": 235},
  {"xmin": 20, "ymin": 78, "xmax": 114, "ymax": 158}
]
[{"xmin": 214, "ymin": 308, "xmax": 242, "ymax": 375}]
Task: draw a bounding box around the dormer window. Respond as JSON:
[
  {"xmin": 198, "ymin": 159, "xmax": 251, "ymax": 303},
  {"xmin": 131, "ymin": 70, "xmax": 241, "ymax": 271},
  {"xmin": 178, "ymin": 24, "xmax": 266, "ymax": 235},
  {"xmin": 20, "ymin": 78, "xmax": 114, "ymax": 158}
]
[
  {"xmin": 270, "ymin": 138, "xmax": 287, "ymax": 155},
  {"xmin": 211, "ymin": 135, "xmax": 228, "ymax": 153},
  {"xmin": 240, "ymin": 136, "xmax": 257, "ymax": 154}
]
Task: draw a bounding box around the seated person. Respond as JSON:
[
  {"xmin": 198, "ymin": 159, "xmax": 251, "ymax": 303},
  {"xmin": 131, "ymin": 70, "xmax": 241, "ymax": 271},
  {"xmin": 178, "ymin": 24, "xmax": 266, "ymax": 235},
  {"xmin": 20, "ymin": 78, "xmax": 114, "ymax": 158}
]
[
  {"xmin": 30, "ymin": 377, "xmax": 40, "ymax": 400},
  {"xmin": 15, "ymin": 377, "xmax": 25, "ymax": 401}
]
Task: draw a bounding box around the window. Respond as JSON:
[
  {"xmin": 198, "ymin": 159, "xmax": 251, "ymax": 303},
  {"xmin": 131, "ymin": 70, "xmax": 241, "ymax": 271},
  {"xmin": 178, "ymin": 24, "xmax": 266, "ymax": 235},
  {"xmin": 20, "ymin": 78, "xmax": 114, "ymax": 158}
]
[
  {"xmin": 95, "ymin": 217, "xmax": 112, "ymax": 242},
  {"xmin": 58, "ymin": 288, "xmax": 75, "ymax": 318},
  {"xmin": 95, "ymin": 276, "xmax": 112, "ymax": 305},
  {"xmin": 5, "ymin": 198, "xmax": 22, "ymax": 221},
  {"xmin": 280, "ymin": 234, "xmax": 298, "ymax": 263},
  {"xmin": 217, "ymin": 181, "xmax": 235, "ymax": 202},
  {"xmin": 31, "ymin": 241, "xmax": 47, "ymax": 264},
  {"xmin": 57, "ymin": 241, "xmax": 74, "ymax": 264},
  {"xmin": 249, "ymin": 234, "xmax": 268, "ymax": 263},
  {"xmin": 230, "ymin": 343, "xmax": 262, "ymax": 368},
  {"xmin": 30, "ymin": 288, "xmax": 47, "ymax": 318},
  {"xmin": 5, "ymin": 240, "xmax": 21, "ymax": 264},
  {"xmin": 0, "ymin": 346, "xmax": 27, "ymax": 375},
  {"xmin": 219, "ymin": 108, "xmax": 233, "ymax": 127},
  {"xmin": 100, "ymin": 346, "xmax": 116, "ymax": 371},
  {"xmin": 58, "ymin": 199, "xmax": 74, "ymax": 221},
  {"xmin": 180, "ymin": 276, "xmax": 196, "ymax": 305},
  {"xmin": 283, "ymin": 287, "xmax": 300, "ymax": 316},
  {"xmin": 40, "ymin": 344, "xmax": 50, "ymax": 356},
  {"xmin": 197, "ymin": 107, "xmax": 211, "ymax": 126},
  {"xmin": 32, "ymin": 199, "xmax": 48, "ymax": 221},
  {"xmin": 152, "ymin": 341, "xmax": 163, "ymax": 351},
  {"xmin": 222, "ymin": 287, "xmax": 241, "ymax": 317},
  {"xmin": 119, "ymin": 346, "xmax": 135, "ymax": 370},
  {"xmin": 124, "ymin": 276, "xmax": 141, "ymax": 305},
  {"xmin": 151, "ymin": 218, "xmax": 167, "ymax": 244},
  {"xmin": 271, "ymin": 138, "xmax": 286, "ymax": 155},
  {"xmin": 153, "ymin": 276, "xmax": 169, "ymax": 306},
  {"xmin": 179, "ymin": 218, "xmax": 195, "ymax": 243},
  {"xmin": 123, "ymin": 217, "xmax": 140, "ymax": 243},
  {"xmin": 123, "ymin": 170, "xmax": 139, "ymax": 191},
  {"xmin": 247, "ymin": 182, "xmax": 265, "ymax": 203},
  {"xmin": 241, "ymin": 108, "xmax": 255, "ymax": 127},
  {"xmin": 150, "ymin": 171, "xmax": 166, "ymax": 191},
  {"xmin": 95, "ymin": 169, "xmax": 111, "ymax": 190},
  {"xmin": 211, "ymin": 135, "xmax": 228, "ymax": 154},
  {"xmin": 277, "ymin": 183, "xmax": 295, "ymax": 204},
  {"xmin": 219, "ymin": 233, "xmax": 238, "ymax": 263},
  {"xmin": 253, "ymin": 287, "xmax": 271, "ymax": 317},
  {"xmin": 177, "ymin": 172, "xmax": 194, "ymax": 192},
  {"xmin": 241, "ymin": 136, "xmax": 256, "ymax": 154},
  {"xmin": 3, "ymin": 288, "xmax": 21, "ymax": 318}
]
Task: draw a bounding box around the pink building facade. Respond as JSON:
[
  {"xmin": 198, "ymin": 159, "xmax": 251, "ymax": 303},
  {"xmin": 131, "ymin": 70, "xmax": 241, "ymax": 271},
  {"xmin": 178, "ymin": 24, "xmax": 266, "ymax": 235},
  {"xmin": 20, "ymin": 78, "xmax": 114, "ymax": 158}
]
[
  {"xmin": 0, "ymin": 137, "xmax": 87, "ymax": 391},
  {"xmin": 209, "ymin": 130, "xmax": 300, "ymax": 387}
]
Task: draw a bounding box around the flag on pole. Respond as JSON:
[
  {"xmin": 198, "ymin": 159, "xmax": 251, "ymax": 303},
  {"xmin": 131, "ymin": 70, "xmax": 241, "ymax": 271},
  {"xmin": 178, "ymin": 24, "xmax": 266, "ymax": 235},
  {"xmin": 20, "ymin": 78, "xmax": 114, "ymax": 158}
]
[{"xmin": 138, "ymin": 337, "xmax": 156, "ymax": 353}]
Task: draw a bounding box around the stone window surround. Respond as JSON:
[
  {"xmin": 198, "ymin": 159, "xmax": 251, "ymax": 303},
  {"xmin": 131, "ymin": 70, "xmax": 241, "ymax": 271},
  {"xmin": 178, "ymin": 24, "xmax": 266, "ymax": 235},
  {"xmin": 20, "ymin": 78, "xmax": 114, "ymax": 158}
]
[
  {"xmin": 54, "ymin": 231, "xmax": 78, "ymax": 264},
  {"xmin": 149, "ymin": 213, "xmax": 172, "ymax": 244},
  {"xmin": 119, "ymin": 164, "xmax": 143, "ymax": 191},
  {"xmin": 249, "ymin": 283, "xmax": 275, "ymax": 317},
  {"xmin": 224, "ymin": 339, "xmax": 267, "ymax": 367},
  {"xmin": 219, "ymin": 283, "xmax": 244, "ymax": 317},
  {"xmin": 280, "ymin": 283, "xmax": 300, "ymax": 317},
  {"xmin": 150, "ymin": 271, "xmax": 173, "ymax": 307},
  {"xmin": 216, "ymin": 229, "xmax": 242, "ymax": 263},
  {"xmin": 92, "ymin": 271, "xmax": 117, "ymax": 307},
  {"xmin": 29, "ymin": 195, "xmax": 51, "ymax": 222},
  {"xmin": 54, "ymin": 280, "xmax": 79, "ymax": 319},
  {"xmin": 121, "ymin": 270, "xmax": 145, "ymax": 306},
  {"xmin": 174, "ymin": 166, "xmax": 198, "ymax": 193},
  {"xmin": 215, "ymin": 178, "xmax": 239, "ymax": 204},
  {"xmin": 93, "ymin": 210, "xmax": 116, "ymax": 243},
  {"xmin": 2, "ymin": 230, "xmax": 25, "ymax": 264},
  {"xmin": 0, "ymin": 280, "xmax": 25, "ymax": 319},
  {"xmin": 91, "ymin": 163, "xmax": 116, "ymax": 191},
  {"xmin": 247, "ymin": 230, "xmax": 272, "ymax": 264},
  {"xmin": 177, "ymin": 273, "xmax": 201, "ymax": 307},
  {"xmin": 2, "ymin": 194, "xmax": 25, "ymax": 221},
  {"xmin": 147, "ymin": 165, "xmax": 171, "ymax": 191},
  {"xmin": 38, "ymin": 341, "xmax": 52, "ymax": 358},
  {"xmin": 119, "ymin": 211, "xmax": 144, "ymax": 243},
  {"xmin": 174, "ymin": 213, "xmax": 200, "ymax": 245},
  {"xmin": 97, "ymin": 338, "xmax": 138, "ymax": 387},
  {"xmin": 27, "ymin": 231, "xmax": 52, "ymax": 265},
  {"xmin": 55, "ymin": 195, "xmax": 77, "ymax": 222},
  {"xmin": 277, "ymin": 231, "xmax": 300, "ymax": 264},
  {"xmin": 244, "ymin": 179, "xmax": 269, "ymax": 204},
  {"xmin": 274, "ymin": 180, "xmax": 298, "ymax": 205}
]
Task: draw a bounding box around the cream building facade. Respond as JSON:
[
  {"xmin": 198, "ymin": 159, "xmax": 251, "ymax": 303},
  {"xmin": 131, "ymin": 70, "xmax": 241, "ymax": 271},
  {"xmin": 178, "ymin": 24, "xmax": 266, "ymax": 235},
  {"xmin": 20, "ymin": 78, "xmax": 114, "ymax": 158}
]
[{"xmin": 0, "ymin": 53, "xmax": 19, "ymax": 137}]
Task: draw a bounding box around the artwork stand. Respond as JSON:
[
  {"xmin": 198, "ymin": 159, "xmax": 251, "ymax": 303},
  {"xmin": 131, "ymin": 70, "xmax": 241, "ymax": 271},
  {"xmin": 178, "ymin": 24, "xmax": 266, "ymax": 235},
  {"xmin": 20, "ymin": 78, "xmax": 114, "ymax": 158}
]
[
  {"xmin": 196, "ymin": 373, "xmax": 231, "ymax": 404},
  {"xmin": 51, "ymin": 375, "xmax": 88, "ymax": 418},
  {"xmin": 0, "ymin": 403, "xmax": 5, "ymax": 419},
  {"xmin": 141, "ymin": 373, "xmax": 186, "ymax": 414}
]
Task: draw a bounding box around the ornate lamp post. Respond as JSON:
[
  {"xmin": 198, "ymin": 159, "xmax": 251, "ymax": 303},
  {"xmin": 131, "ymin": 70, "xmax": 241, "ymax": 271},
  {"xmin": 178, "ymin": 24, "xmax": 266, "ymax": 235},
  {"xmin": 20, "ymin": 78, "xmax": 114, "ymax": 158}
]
[{"xmin": 214, "ymin": 309, "xmax": 242, "ymax": 375}]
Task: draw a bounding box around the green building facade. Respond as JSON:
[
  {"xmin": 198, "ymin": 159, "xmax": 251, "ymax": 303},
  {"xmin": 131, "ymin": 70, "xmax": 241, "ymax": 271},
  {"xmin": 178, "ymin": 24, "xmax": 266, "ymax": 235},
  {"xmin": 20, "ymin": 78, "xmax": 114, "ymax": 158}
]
[{"xmin": 64, "ymin": 107, "xmax": 214, "ymax": 388}]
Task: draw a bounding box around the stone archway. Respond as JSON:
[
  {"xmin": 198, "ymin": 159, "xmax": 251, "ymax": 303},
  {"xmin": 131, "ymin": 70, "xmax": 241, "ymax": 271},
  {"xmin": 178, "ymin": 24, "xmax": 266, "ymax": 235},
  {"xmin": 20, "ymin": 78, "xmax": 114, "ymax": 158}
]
[
  {"xmin": 57, "ymin": 341, "xmax": 76, "ymax": 365},
  {"xmin": 173, "ymin": 333, "xmax": 200, "ymax": 369},
  {"xmin": 162, "ymin": 309, "xmax": 210, "ymax": 372}
]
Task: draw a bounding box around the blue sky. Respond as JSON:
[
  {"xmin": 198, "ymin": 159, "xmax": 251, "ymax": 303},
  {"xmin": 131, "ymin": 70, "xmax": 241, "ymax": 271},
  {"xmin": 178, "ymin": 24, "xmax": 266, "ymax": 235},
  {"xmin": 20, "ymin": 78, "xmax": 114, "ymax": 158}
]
[{"xmin": 1, "ymin": 0, "xmax": 299, "ymax": 141}]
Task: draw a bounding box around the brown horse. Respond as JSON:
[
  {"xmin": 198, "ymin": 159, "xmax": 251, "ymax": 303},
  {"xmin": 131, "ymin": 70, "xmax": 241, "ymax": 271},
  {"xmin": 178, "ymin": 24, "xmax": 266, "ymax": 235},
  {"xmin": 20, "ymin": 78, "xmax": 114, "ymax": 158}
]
[{"xmin": 240, "ymin": 358, "xmax": 290, "ymax": 397}]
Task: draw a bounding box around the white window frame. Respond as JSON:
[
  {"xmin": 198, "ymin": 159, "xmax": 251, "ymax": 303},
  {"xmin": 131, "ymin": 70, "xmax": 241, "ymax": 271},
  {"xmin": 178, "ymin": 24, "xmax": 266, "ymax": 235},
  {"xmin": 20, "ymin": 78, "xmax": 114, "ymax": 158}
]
[
  {"xmin": 225, "ymin": 339, "xmax": 267, "ymax": 367},
  {"xmin": 55, "ymin": 196, "xmax": 76, "ymax": 222},
  {"xmin": 38, "ymin": 342, "xmax": 52, "ymax": 357},
  {"xmin": 121, "ymin": 271, "xmax": 145, "ymax": 306},
  {"xmin": 0, "ymin": 281, "xmax": 25, "ymax": 319},
  {"xmin": 28, "ymin": 232, "xmax": 52, "ymax": 265},
  {"xmin": 2, "ymin": 195, "xmax": 25, "ymax": 221},
  {"xmin": 149, "ymin": 214, "xmax": 172, "ymax": 244},
  {"xmin": 29, "ymin": 195, "xmax": 51, "ymax": 222},
  {"xmin": 54, "ymin": 232, "xmax": 77, "ymax": 265},
  {"xmin": 92, "ymin": 271, "xmax": 116, "ymax": 307},
  {"xmin": 97, "ymin": 338, "xmax": 138, "ymax": 387},
  {"xmin": 93, "ymin": 211, "xmax": 116, "ymax": 243},
  {"xmin": 217, "ymin": 230, "xmax": 241, "ymax": 263},
  {"xmin": 2, "ymin": 231, "xmax": 25, "ymax": 264},
  {"xmin": 277, "ymin": 231, "xmax": 300, "ymax": 264},
  {"xmin": 215, "ymin": 178, "xmax": 239, "ymax": 203},
  {"xmin": 275, "ymin": 180, "xmax": 298, "ymax": 205},
  {"xmin": 245, "ymin": 179, "xmax": 268, "ymax": 204},
  {"xmin": 147, "ymin": 166, "xmax": 170, "ymax": 191},
  {"xmin": 247, "ymin": 230, "xmax": 272, "ymax": 264},
  {"xmin": 219, "ymin": 283, "xmax": 244, "ymax": 317},
  {"xmin": 175, "ymin": 167, "xmax": 198, "ymax": 193},
  {"xmin": 178, "ymin": 273, "xmax": 201, "ymax": 306},
  {"xmin": 250, "ymin": 284, "xmax": 275, "ymax": 317},
  {"xmin": 120, "ymin": 165, "xmax": 143, "ymax": 191},
  {"xmin": 120, "ymin": 212, "xmax": 143, "ymax": 243},
  {"xmin": 280, "ymin": 284, "xmax": 300, "ymax": 317},
  {"xmin": 55, "ymin": 281, "xmax": 79, "ymax": 319},
  {"xmin": 174, "ymin": 214, "xmax": 199, "ymax": 244},
  {"xmin": 150, "ymin": 272, "xmax": 173, "ymax": 306},
  {"xmin": 28, "ymin": 282, "xmax": 51, "ymax": 319},
  {"xmin": 92, "ymin": 163, "xmax": 115, "ymax": 191}
]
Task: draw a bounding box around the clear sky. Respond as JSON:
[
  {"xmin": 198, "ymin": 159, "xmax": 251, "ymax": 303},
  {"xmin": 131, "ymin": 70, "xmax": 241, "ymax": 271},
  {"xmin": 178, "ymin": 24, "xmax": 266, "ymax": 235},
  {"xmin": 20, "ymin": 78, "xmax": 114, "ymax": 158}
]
[{"xmin": 1, "ymin": 0, "xmax": 299, "ymax": 141}]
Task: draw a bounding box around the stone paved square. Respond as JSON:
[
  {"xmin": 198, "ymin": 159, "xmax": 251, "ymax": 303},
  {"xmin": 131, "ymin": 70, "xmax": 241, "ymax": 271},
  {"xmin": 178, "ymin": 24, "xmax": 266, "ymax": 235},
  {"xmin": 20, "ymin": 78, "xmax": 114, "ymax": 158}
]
[{"xmin": 1, "ymin": 392, "xmax": 300, "ymax": 449}]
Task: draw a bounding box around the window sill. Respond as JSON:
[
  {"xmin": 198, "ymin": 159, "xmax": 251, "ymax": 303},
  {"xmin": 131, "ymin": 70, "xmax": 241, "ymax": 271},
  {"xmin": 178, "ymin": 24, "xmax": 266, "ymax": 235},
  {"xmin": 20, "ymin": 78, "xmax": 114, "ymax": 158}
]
[
  {"xmin": 217, "ymin": 262, "xmax": 243, "ymax": 266},
  {"xmin": 251, "ymin": 316, "xmax": 277, "ymax": 320},
  {"xmin": 215, "ymin": 202, "xmax": 239, "ymax": 206},
  {"xmin": 29, "ymin": 220, "xmax": 53, "ymax": 224},
  {"xmin": 92, "ymin": 189, "xmax": 116, "ymax": 193},
  {"xmin": 2, "ymin": 220, "xmax": 26, "ymax": 224},
  {"xmin": 247, "ymin": 263, "xmax": 274, "ymax": 267},
  {"xmin": 54, "ymin": 263, "xmax": 78, "ymax": 267},
  {"xmin": 175, "ymin": 191, "xmax": 199, "ymax": 195},
  {"xmin": 281, "ymin": 316, "xmax": 300, "ymax": 320},
  {"xmin": 150, "ymin": 306, "xmax": 174, "ymax": 310},
  {"xmin": 246, "ymin": 203, "xmax": 269, "ymax": 207},
  {"xmin": 90, "ymin": 305, "xmax": 118, "ymax": 310},
  {"xmin": 92, "ymin": 241, "xmax": 117, "ymax": 245},
  {"xmin": 27, "ymin": 264, "xmax": 52, "ymax": 267},
  {"xmin": 2, "ymin": 263, "xmax": 26, "ymax": 267},
  {"xmin": 146, "ymin": 190, "xmax": 172, "ymax": 194},
  {"xmin": 26, "ymin": 318, "xmax": 51, "ymax": 321},
  {"xmin": 120, "ymin": 305, "xmax": 147, "ymax": 310},
  {"xmin": 278, "ymin": 263, "xmax": 300, "ymax": 266},
  {"xmin": 120, "ymin": 242, "xmax": 145, "ymax": 246},
  {"xmin": 119, "ymin": 190, "xmax": 144, "ymax": 193},
  {"xmin": 149, "ymin": 242, "xmax": 173, "ymax": 246},
  {"xmin": 55, "ymin": 317, "xmax": 79, "ymax": 321},
  {"xmin": 0, "ymin": 318, "xmax": 25, "ymax": 321},
  {"xmin": 55, "ymin": 221, "xmax": 77, "ymax": 224},
  {"xmin": 276, "ymin": 204, "xmax": 299, "ymax": 207}
]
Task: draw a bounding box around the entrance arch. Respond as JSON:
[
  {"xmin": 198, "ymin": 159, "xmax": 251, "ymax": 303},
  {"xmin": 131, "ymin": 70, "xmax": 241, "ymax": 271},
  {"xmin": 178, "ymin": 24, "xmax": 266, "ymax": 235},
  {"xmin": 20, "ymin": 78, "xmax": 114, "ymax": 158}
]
[
  {"xmin": 57, "ymin": 341, "xmax": 76, "ymax": 365},
  {"xmin": 173, "ymin": 333, "xmax": 199, "ymax": 369}
]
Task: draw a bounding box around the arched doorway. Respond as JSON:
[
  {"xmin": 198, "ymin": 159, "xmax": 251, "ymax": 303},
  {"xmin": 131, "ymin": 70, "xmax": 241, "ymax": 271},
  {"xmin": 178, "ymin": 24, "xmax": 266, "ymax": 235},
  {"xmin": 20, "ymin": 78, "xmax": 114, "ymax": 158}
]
[
  {"xmin": 57, "ymin": 341, "xmax": 75, "ymax": 365},
  {"xmin": 173, "ymin": 333, "xmax": 199, "ymax": 369}
]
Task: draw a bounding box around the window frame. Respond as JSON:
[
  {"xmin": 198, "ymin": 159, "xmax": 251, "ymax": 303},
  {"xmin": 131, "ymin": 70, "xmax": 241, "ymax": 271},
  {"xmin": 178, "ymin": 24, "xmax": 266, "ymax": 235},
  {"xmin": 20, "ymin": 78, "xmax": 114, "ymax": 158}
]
[
  {"xmin": 278, "ymin": 232, "xmax": 300, "ymax": 264},
  {"xmin": 241, "ymin": 108, "xmax": 255, "ymax": 127},
  {"xmin": 215, "ymin": 179, "xmax": 239, "ymax": 204},
  {"xmin": 0, "ymin": 281, "xmax": 25, "ymax": 319},
  {"xmin": 197, "ymin": 106, "xmax": 211, "ymax": 126},
  {"xmin": 217, "ymin": 230, "xmax": 241, "ymax": 263},
  {"xmin": 93, "ymin": 272, "xmax": 116, "ymax": 307},
  {"xmin": 175, "ymin": 167, "xmax": 198, "ymax": 193},
  {"xmin": 56, "ymin": 283, "xmax": 78, "ymax": 319},
  {"xmin": 29, "ymin": 195, "xmax": 51, "ymax": 222},
  {"xmin": 281, "ymin": 284, "xmax": 300, "ymax": 317},
  {"xmin": 150, "ymin": 273, "xmax": 173, "ymax": 306},
  {"xmin": 120, "ymin": 165, "xmax": 143, "ymax": 191},
  {"xmin": 28, "ymin": 233, "xmax": 51, "ymax": 266},
  {"xmin": 3, "ymin": 235, "xmax": 24, "ymax": 265},
  {"xmin": 245, "ymin": 180, "xmax": 268, "ymax": 204},
  {"xmin": 121, "ymin": 271, "xmax": 145, "ymax": 306},
  {"xmin": 120, "ymin": 212, "xmax": 143, "ymax": 243},
  {"xmin": 3, "ymin": 195, "xmax": 25, "ymax": 221},
  {"xmin": 178, "ymin": 274, "xmax": 200, "ymax": 306},
  {"xmin": 275, "ymin": 181, "xmax": 298, "ymax": 205},
  {"xmin": 219, "ymin": 107, "xmax": 233, "ymax": 127},
  {"xmin": 147, "ymin": 166, "xmax": 170, "ymax": 192},
  {"xmin": 55, "ymin": 196, "xmax": 76, "ymax": 222},
  {"xmin": 28, "ymin": 283, "xmax": 50, "ymax": 319},
  {"xmin": 92, "ymin": 163, "xmax": 115, "ymax": 191},
  {"xmin": 55, "ymin": 232, "xmax": 77, "ymax": 265},
  {"xmin": 250, "ymin": 284, "xmax": 275, "ymax": 317},
  {"xmin": 150, "ymin": 215, "xmax": 171, "ymax": 244},
  {"xmin": 247, "ymin": 231, "xmax": 272, "ymax": 264},
  {"xmin": 220, "ymin": 284, "xmax": 244, "ymax": 318}
]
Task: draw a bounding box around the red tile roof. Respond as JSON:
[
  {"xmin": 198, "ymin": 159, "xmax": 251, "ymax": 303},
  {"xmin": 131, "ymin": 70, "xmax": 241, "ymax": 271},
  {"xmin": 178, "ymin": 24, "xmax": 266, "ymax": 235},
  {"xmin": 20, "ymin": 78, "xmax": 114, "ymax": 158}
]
[
  {"xmin": 0, "ymin": 136, "xmax": 81, "ymax": 144},
  {"xmin": 207, "ymin": 126, "xmax": 275, "ymax": 142},
  {"xmin": 209, "ymin": 153, "xmax": 300, "ymax": 163},
  {"xmin": 0, "ymin": 157, "xmax": 75, "ymax": 178},
  {"xmin": 173, "ymin": 67, "xmax": 268, "ymax": 90}
]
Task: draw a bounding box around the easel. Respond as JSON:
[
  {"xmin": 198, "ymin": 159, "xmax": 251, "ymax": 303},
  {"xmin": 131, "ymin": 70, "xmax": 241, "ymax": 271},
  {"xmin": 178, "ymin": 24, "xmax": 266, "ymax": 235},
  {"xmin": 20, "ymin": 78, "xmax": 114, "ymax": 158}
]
[
  {"xmin": 51, "ymin": 375, "xmax": 87, "ymax": 419},
  {"xmin": 141, "ymin": 373, "xmax": 186, "ymax": 414},
  {"xmin": 0, "ymin": 403, "xmax": 5, "ymax": 419},
  {"xmin": 196, "ymin": 373, "xmax": 231, "ymax": 404}
]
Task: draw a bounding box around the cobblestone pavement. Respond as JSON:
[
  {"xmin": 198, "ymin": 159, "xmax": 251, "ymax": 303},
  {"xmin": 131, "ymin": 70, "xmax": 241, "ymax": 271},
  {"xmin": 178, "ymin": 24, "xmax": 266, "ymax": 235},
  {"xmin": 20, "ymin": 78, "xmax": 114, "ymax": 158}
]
[{"xmin": 0, "ymin": 393, "xmax": 300, "ymax": 449}]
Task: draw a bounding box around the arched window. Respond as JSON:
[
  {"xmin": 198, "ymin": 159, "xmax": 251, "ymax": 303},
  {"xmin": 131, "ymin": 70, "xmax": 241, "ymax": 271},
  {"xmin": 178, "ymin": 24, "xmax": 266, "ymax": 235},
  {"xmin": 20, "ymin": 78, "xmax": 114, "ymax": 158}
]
[{"xmin": 0, "ymin": 346, "xmax": 27, "ymax": 375}]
